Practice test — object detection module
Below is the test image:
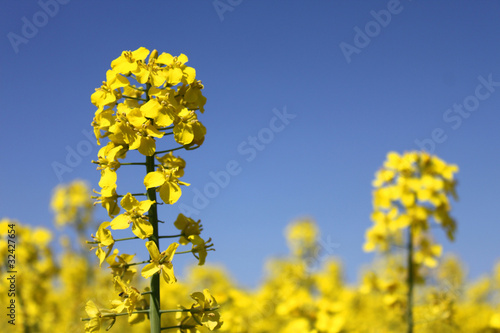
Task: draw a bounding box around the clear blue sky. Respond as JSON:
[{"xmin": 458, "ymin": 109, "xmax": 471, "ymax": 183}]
[{"xmin": 1, "ymin": 0, "xmax": 499, "ymax": 288}]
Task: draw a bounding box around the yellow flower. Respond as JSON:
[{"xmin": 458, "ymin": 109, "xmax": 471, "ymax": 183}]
[
  {"xmin": 141, "ymin": 241, "xmax": 178, "ymax": 284},
  {"xmin": 111, "ymin": 47, "xmax": 150, "ymax": 75},
  {"xmin": 140, "ymin": 98, "xmax": 175, "ymax": 128},
  {"xmin": 363, "ymin": 223, "xmax": 393, "ymax": 252},
  {"xmin": 93, "ymin": 187, "xmax": 120, "ymax": 218},
  {"xmin": 90, "ymin": 222, "xmax": 114, "ymax": 267},
  {"xmin": 188, "ymin": 235, "xmax": 213, "ymax": 266},
  {"xmin": 156, "ymin": 52, "xmax": 196, "ymax": 85},
  {"xmin": 51, "ymin": 180, "xmax": 93, "ymax": 227},
  {"xmin": 285, "ymin": 219, "xmax": 318, "ymax": 257},
  {"xmin": 414, "ymin": 237, "xmax": 442, "ymax": 268},
  {"xmin": 84, "ymin": 300, "xmax": 117, "ymax": 333},
  {"xmin": 91, "ymin": 70, "xmax": 129, "ymax": 112},
  {"xmin": 174, "ymin": 213, "xmax": 203, "ymax": 245},
  {"xmin": 110, "ymin": 193, "xmax": 154, "ymax": 239},
  {"xmin": 189, "ymin": 289, "xmax": 222, "ymax": 330},
  {"xmin": 156, "ymin": 152, "xmax": 186, "ymax": 178},
  {"xmin": 173, "ymin": 108, "xmax": 206, "ymax": 146},
  {"xmin": 112, "ymin": 276, "xmax": 144, "ymax": 315},
  {"xmin": 105, "ymin": 249, "xmax": 137, "ymax": 283},
  {"xmin": 144, "ymin": 166, "xmax": 189, "ymax": 204},
  {"xmin": 108, "ymin": 104, "xmax": 163, "ymax": 156}
]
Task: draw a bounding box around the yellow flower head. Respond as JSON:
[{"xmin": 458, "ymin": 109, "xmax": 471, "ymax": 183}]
[
  {"xmin": 110, "ymin": 193, "xmax": 154, "ymax": 239},
  {"xmin": 141, "ymin": 241, "xmax": 179, "ymax": 284}
]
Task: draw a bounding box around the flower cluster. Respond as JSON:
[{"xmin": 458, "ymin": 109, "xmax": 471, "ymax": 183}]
[
  {"xmin": 364, "ymin": 151, "xmax": 458, "ymax": 267},
  {"xmin": 91, "ymin": 47, "xmax": 206, "ymax": 219},
  {"xmin": 85, "ymin": 48, "xmax": 220, "ymax": 332},
  {"xmin": 51, "ymin": 180, "xmax": 93, "ymax": 229}
]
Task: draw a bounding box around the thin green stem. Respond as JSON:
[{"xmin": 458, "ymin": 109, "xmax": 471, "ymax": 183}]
[
  {"xmin": 175, "ymin": 249, "xmax": 194, "ymax": 255},
  {"xmin": 145, "ymin": 83, "xmax": 161, "ymax": 333},
  {"xmin": 154, "ymin": 145, "xmax": 188, "ymax": 155},
  {"xmin": 159, "ymin": 234, "xmax": 182, "ymax": 239},
  {"xmin": 117, "ymin": 193, "xmax": 147, "ymax": 198},
  {"xmin": 407, "ymin": 225, "xmax": 414, "ymax": 333},
  {"xmin": 125, "ymin": 260, "xmax": 150, "ymax": 267},
  {"xmin": 129, "ymin": 85, "xmax": 146, "ymax": 91},
  {"xmin": 81, "ymin": 309, "xmax": 150, "ymax": 321},
  {"xmin": 121, "ymin": 162, "xmax": 147, "ymax": 166},
  {"xmin": 159, "ymin": 306, "xmax": 220, "ymax": 314},
  {"xmin": 122, "ymin": 95, "xmax": 147, "ymax": 101},
  {"xmin": 87, "ymin": 234, "xmax": 182, "ymax": 245}
]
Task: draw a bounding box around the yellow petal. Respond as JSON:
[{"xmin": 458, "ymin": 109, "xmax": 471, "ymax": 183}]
[
  {"xmin": 141, "ymin": 262, "xmax": 160, "ymax": 279},
  {"xmin": 132, "ymin": 220, "xmax": 153, "ymax": 239},
  {"xmin": 85, "ymin": 300, "xmax": 100, "ymax": 318},
  {"xmin": 161, "ymin": 266, "xmax": 176, "ymax": 284},
  {"xmin": 156, "ymin": 53, "xmax": 174, "ymax": 65},
  {"xmin": 159, "ymin": 182, "xmax": 182, "ymax": 205},
  {"xmin": 144, "ymin": 171, "xmax": 165, "ymax": 189},
  {"xmin": 110, "ymin": 214, "xmax": 131, "ymax": 230},
  {"xmin": 120, "ymin": 193, "xmax": 140, "ymax": 212},
  {"xmin": 99, "ymin": 169, "xmax": 117, "ymax": 189},
  {"xmin": 137, "ymin": 137, "xmax": 156, "ymax": 156},
  {"xmin": 138, "ymin": 200, "xmax": 154, "ymax": 214},
  {"xmin": 145, "ymin": 240, "xmax": 161, "ymax": 260},
  {"xmin": 173, "ymin": 122, "xmax": 194, "ymax": 145}
]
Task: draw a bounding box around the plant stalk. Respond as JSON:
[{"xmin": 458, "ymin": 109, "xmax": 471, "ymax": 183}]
[
  {"xmin": 145, "ymin": 83, "xmax": 161, "ymax": 333},
  {"xmin": 407, "ymin": 224, "xmax": 414, "ymax": 333}
]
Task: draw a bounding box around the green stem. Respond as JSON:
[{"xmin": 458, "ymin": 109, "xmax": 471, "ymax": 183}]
[
  {"xmin": 159, "ymin": 234, "xmax": 182, "ymax": 239},
  {"xmin": 125, "ymin": 260, "xmax": 150, "ymax": 267},
  {"xmin": 129, "ymin": 85, "xmax": 146, "ymax": 91},
  {"xmin": 81, "ymin": 309, "xmax": 150, "ymax": 321},
  {"xmin": 117, "ymin": 193, "xmax": 147, "ymax": 198},
  {"xmin": 407, "ymin": 225, "xmax": 414, "ymax": 333},
  {"xmin": 160, "ymin": 306, "xmax": 219, "ymax": 314},
  {"xmin": 87, "ymin": 234, "xmax": 182, "ymax": 245},
  {"xmin": 121, "ymin": 162, "xmax": 147, "ymax": 166},
  {"xmin": 157, "ymin": 125, "xmax": 174, "ymax": 131},
  {"xmin": 122, "ymin": 95, "xmax": 147, "ymax": 101},
  {"xmin": 154, "ymin": 145, "xmax": 189, "ymax": 155},
  {"xmin": 175, "ymin": 249, "xmax": 194, "ymax": 255},
  {"xmin": 145, "ymin": 83, "xmax": 161, "ymax": 333}
]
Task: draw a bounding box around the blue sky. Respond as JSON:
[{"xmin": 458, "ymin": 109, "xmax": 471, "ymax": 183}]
[{"xmin": 1, "ymin": 0, "xmax": 499, "ymax": 288}]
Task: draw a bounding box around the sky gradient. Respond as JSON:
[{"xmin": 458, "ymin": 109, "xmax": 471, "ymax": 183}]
[{"xmin": 1, "ymin": 0, "xmax": 499, "ymax": 287}]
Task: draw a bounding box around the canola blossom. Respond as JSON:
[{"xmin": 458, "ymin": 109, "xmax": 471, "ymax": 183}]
[{"xmin": 86, "ymin": 47, "xmax": 220, "ymax": 332}]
